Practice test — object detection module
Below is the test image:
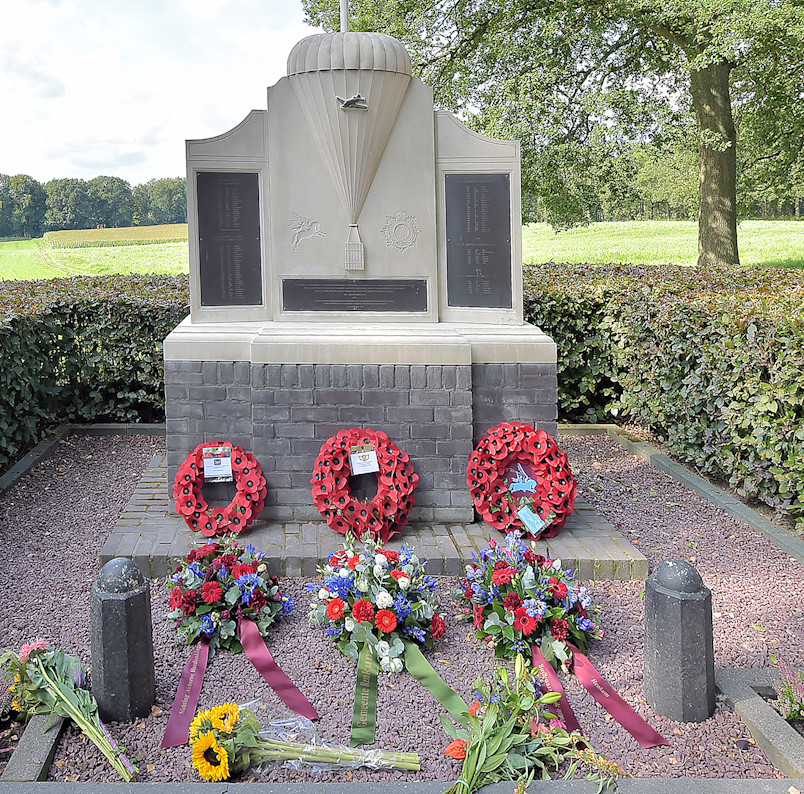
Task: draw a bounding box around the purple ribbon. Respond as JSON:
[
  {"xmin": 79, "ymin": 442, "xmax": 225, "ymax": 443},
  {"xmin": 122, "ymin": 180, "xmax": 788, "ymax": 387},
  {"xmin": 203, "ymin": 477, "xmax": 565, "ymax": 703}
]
[
  {"xmin": 531, "ymin": 643, "xmax": 581, "ymax": 732},
  {"xmin": 161, "ymin": 641, "xmax": 209, "ymax": 748},
  {"xmin": 238, "ymin": 616, "xmax": 319, "ymax": 721},
  {"xmin": 568, "ymin": 643, "xmax": 668, "ymax": 749}
]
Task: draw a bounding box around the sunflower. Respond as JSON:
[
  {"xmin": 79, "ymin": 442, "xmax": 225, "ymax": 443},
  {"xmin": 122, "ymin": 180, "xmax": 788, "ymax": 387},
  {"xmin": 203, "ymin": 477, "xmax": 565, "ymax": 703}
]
[
  {"xmin": 210, "ymin": 702, "xmax": 239, "ymax": 733},
  {"xmin": 191, "ymin": 730, "xmax": 230, "ymax": 781},
  {"xmin": 189, "ymin": 709, "xmax": 213, "ymax": 742}
]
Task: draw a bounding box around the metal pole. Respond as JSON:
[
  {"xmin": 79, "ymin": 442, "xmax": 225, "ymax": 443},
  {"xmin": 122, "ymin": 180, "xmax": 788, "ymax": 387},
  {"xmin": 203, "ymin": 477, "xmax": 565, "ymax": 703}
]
[{"xmin": 340, "ymin": 0, "xmax": 349, "ymax": 32}]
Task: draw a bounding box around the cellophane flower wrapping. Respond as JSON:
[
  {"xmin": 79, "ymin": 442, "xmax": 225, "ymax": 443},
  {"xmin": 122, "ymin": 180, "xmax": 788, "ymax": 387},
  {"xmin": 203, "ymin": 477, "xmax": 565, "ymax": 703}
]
[
  {"xmin": 457, "ymin": 532, "xmax": 601, "ymax": 668},
  {"xmin": 167, "ymin": 536, "xmax": 293, "ymax": 656},
  {"xmin": 307, "ymin": 535, "xmax": 446, "ymax": 672}
]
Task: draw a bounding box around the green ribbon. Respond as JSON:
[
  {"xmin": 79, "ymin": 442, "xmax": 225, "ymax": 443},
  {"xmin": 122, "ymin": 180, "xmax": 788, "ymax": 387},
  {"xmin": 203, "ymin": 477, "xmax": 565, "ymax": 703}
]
[
  {"xmin": 350, "ymin": 643, "xmax": 379, "ymax": 747},
  {"xmin": 402, "ymin": 640, "xmax": 470, "ymax": 726}
]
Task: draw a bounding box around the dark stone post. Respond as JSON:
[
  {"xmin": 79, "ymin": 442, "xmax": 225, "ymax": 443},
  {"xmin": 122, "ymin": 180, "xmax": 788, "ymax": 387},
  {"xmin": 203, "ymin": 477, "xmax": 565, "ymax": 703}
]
[
  {"xmin": 90, "ymin": 558, "xmax": 156, "ymax": 722},
  {"xmin": 644, "ymin": 559, "xmax": 715, "ymax": 722}
]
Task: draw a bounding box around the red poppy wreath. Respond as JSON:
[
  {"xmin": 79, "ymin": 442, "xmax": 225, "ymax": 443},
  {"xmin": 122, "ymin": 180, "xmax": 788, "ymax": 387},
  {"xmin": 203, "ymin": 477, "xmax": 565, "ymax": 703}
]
[
  {"xmin": 467, "ymin": 421, "xmax": 577, "ymax": 538},
  {"xmin": 311, "ymin": 427, "xmax": 419, "ymax": 543},
  {"xmin": 173, "ymin": 441, "xmax": 267, "ymax": 536}
]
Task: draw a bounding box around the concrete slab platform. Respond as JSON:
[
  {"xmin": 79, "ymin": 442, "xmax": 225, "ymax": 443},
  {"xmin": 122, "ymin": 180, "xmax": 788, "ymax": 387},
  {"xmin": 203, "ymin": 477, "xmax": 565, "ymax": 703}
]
[{"xmin": 101, "ymin": 453, "xmax": 648, "ymax": 581}]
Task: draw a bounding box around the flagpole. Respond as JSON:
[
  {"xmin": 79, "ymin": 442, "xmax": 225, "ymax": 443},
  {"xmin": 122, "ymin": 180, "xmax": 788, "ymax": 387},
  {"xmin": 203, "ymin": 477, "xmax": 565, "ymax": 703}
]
[{"xmin": 340, "ymin": 0, "xmax": 349, "ymax": 32}]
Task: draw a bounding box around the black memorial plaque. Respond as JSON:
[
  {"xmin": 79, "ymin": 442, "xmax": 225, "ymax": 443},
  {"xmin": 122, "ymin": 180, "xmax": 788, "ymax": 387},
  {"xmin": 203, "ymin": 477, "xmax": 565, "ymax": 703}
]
[
  {"xmin": 282, "ymin": 279, "xmax": 427, "ymax": 312},
  {"xmin": 445, "ymin": 173, "xmax": 512, "ymax": 308},
  {"xmin": 197, "ymin": 172, "xmax": 262, "ymax": 306}
]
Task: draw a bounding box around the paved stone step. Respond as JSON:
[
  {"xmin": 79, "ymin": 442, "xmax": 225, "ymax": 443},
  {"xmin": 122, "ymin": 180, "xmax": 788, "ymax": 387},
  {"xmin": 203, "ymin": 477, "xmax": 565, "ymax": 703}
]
[{"xmin": 101, "ymin": 454, "xmax": 648, "ymax": 581}]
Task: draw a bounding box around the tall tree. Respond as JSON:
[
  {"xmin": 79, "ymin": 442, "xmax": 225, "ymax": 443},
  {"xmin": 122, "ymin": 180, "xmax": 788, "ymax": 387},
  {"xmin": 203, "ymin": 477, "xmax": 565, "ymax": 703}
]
[
  {"xmin": 133, "ymin": 177, "xmax": 186, "ymax": 225},
  {"xmin": 44, "ymin": 178, "xmax": 93, "ymax": 231},
  {"xmin": 86, "ymin": 176, "xmax": 134, "ymax": 228},
  {"xmin": 8, "ymin": 175, "xmax": 47, "ymax": 237},
  {"xmin": 304, "ymin": 0, "xmax": 804, "ymax": 268}
]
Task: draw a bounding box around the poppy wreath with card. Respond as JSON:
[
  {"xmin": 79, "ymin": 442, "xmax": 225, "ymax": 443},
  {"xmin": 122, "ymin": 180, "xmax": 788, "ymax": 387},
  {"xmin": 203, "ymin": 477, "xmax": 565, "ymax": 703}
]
[
  {"xmin": 467, "ymin": 421, "xmax": 576, "ymax": 538},
  {"xmin": 173, "ymin": 441, "xmax": 267, "ymax": 536},
  {"xmin": 311, "ymin": 427, "xmax": 419, "ymax": 543}
]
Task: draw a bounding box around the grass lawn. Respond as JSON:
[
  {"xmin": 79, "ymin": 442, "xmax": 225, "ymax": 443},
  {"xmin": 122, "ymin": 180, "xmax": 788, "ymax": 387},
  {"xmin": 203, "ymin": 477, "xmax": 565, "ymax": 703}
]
[
  {"xmin": 523, "ymin": 219, "xmax": 804, "ymax": 267},
  {"xmin": 0, "ymin": 239, "xmax": 189, "ymax": 281}
]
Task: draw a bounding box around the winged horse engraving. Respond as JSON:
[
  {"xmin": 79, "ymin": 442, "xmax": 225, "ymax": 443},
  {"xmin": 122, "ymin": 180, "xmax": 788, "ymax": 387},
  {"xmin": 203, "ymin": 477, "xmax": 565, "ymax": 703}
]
[{"xmin": 508, "ymin": 464, "xmax": 538, "ymax": 494}]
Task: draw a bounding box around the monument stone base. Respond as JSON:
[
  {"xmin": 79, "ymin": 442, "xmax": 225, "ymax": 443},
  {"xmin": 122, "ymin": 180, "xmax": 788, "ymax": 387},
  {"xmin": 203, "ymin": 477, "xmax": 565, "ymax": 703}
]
[{"xmin": 164, "ymin": 320, "xmax": 557, "ymax": 524}]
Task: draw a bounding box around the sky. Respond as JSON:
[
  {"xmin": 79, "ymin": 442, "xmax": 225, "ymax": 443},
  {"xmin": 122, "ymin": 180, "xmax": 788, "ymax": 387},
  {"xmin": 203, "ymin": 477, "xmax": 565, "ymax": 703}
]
[{"xmin": 0, "ymin": 0, "xmax": 322, "ymax": 186}]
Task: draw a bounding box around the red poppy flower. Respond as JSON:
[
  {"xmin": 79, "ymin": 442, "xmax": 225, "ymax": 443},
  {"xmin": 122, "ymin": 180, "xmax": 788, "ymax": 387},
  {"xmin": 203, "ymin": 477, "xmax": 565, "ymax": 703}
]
[
  {"xmin": 431, "ymin": 613, "xmax": 446, "ymax": 640},
  {"xmin": 513, "ymin": 607, "xmax": 537, "ymax": 636},
  {"xmin": 201, "ymin": 582, "xmax": 223, "ymax": 604},
  {"xmin": 550, "ymin": 618, "xmax": 570, "ymax": 641},
  {"xmin": 375, "ymin": 609, "xmax": 398, "ymax": 633},
  {"xmin": 326, "ymin": 598, "xmax": 346, "ymax": 621}
]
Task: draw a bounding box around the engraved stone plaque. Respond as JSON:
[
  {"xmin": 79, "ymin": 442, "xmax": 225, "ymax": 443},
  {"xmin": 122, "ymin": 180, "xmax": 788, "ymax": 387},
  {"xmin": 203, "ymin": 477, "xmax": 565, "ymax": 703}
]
[
  {"xmin": 445, "ymin": 173, "xmax": 512, "ymax": 308},
  {"xmin": 197, "ymin": 172, "xmax": 262, "ymax": 306},
  {"xmin": 282, "ymin": 278, "xmax": 427, "ymax": 312}
]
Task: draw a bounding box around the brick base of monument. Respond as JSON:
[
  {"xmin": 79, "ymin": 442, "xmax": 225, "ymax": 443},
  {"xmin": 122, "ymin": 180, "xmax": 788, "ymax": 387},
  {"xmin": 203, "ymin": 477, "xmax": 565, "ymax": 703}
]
[{"xmin": 165, "ymin": 361, "xmax": 558, "ymax": 524}]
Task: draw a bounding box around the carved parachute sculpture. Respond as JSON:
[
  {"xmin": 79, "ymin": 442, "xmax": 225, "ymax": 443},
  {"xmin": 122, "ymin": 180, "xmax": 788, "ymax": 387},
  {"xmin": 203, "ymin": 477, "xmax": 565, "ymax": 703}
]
[{"xmin": 287, "ymin": 32, "xmax": 412, "ymax": 270}]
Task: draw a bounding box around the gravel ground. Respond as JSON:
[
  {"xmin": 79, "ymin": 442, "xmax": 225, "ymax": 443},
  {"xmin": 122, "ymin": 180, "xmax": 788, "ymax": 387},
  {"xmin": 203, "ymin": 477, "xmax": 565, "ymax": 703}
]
[{"xmin": 0, "ymin": 432, "xmax": 802, "ymax": 783}]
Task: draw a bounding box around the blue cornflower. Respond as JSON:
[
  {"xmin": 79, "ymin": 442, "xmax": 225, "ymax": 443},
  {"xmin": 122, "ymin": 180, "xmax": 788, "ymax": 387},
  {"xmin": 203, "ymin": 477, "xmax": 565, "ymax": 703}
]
[
  {"xmin": 324, "ymin": 575, "xmax": 354, "ymax": 599},
  {"xmin": 566, "ymin": 590, "xmax": 579, "ymax": 606},
  {"xmin": 393, "ymin": 594, "xmax": 412, "ymax": 620},
  {"xmin": 200, "ymin": 615, "xmax": 215, "ymax": 638},
  {"xmin": 236, "ymin": 573, "xmax": 260, "ymax": 604},
  {"xmin": 304, "ymin": 582, "xmax": 319, "ymax": 594},
  {"xmin": 578, "ymin": 617, "xmax": 595, "ymax": 632},
  {"xmin": 399, "ymin": 544, "xmax": 415, "ymax": 565},
  {"xmin": 245, "ymin": 544, "xmax": 257, "ymax": 554},
  {"xmin": 524, "ymin": 598, "xmax": 546, "ymax": 619},
  {"xmin": 325, "ymin": 626, "xmax": 342, "ymax": 637},
  {"xmin": 423, "ymin": 575, "xmax": 438, "ymax": 591},
  {"xmin": 281, "ymin": 595, "xmax": 295, "ymax": 615},
  {"xmin": 403, "ymin": 625, "xmax": 426, "ymax": 643}
]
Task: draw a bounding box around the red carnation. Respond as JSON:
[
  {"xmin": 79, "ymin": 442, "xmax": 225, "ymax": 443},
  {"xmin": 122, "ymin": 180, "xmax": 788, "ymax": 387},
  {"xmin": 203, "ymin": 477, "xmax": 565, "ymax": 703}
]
[
  {"xmin": 375, "ymin": 609, "xmax": 397, "ymax": 634},
  {"xmin": 493, "ymin": 560, "xmax": 508, "ymax": 570},
  {"xmin": 181, "ymin": 590, "xmax": 198, "ymax": 615},
  {"xmin": 378, "ymin": 549, "xmax": 399, "ymax": 564},
  {"xmin": 347, "ymin": 555, "xmax": 361, "ymax": 570},
  {"xmin": 473, "ymin": 603, "xmax": 485, "ymax": 629},
  {"xmin": 326, "ymin": 598, "xmax": 346, "ymax": 621},
  {"xmin": 232, "ymin": 563, "xmax": 256, "ymax": 580},
  {"xmin": 549, "ymin": 578, "xmax": 568, "ymax": 600},
  {"xmin": 352, "ymin": 599, "xmax": 375, "ymax": 623},
  {"xmin": 330, "ymin": 550, "xmax": 348, "ymax": 567},
  {"xmin": 503, "ymin": 592, "xmax": 523, "ymax": 612},
  {"xmin": 221, "ymin": 553, "xmax": 239, "ymax": 569},
  {"xmin": 463, "ymin": 584, "xmax": 474, "ymax": 601},
  {"xmin": 513, "ymin": 607, "xmax": 537, "ymax": 636},
  {"xmin": 390, "ymin": 569, "xmax": 408, "ymax": 582},
  {"xmin": 431, "ymin": 613, "xmax": 446, "ymax": 640},
  {"xmin": 201, "ymin": 582, "xmax": 223, "ymax": 604},
  {"xmin": 491, "ymin": 566, "xmax": 517, "ymax": 586},
  {"xmin": 169, "ymin": 589, "xmax": 184, "ymax": 610},
  {"xmin": 250, "ymin": 589, "xmax": 267, "ymax": 610},
  {"xmin": 550, "ymin": 618, "xmax": 570, "ymax": 641}
]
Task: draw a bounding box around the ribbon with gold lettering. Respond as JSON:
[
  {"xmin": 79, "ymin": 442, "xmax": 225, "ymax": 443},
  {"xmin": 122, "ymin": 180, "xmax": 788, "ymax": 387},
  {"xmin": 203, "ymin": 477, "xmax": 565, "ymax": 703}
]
[
  {"xmin": 161, "ymin": 641, "xmax": 209, "ymax": 748},
  {"xmin": 350, "ymin": 644, "xmax": 379, "ymax": 747}
]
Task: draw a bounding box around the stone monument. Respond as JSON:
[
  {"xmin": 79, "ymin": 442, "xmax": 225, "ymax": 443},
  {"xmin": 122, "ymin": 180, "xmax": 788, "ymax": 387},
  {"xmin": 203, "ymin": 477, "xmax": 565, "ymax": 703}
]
[{"xmin": 163, "ymin": 10, "xmax": 557, "ymax": 524}]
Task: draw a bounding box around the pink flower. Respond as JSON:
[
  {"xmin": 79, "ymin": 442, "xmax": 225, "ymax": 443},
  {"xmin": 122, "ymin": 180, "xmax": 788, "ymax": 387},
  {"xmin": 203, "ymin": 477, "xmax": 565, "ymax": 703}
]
[{"xmin": 19, "ymin": 639, "xmax": 49, "ymax": 663}]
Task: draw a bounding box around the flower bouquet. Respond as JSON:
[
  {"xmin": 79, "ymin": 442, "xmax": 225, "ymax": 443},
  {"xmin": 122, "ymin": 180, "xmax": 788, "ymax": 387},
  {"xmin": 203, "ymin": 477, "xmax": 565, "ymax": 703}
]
[
  {"xmin": 441, "ymin": 655, "xmax": 620, "ymax": 794},
  {"xmin": 1, "ymin": 640, "xmax": 136, "ymax": 781},
  {"xmin": 163, "ymin": 537, "xmax": 316, "ymax": 748},
  {"xmin": 167, "ymin": 536, "xmax": 292, "ymax": 657},
  {"xmin": 308, "ymin": 536, "xmax": 467, "ymax": 744},
  {"xmin": 188, "ymin": 702, "xmax": 420, "ymax": 782},
  {"xmin": 458, "ymin": 532, "xmax": 600, "ymax": 668}
]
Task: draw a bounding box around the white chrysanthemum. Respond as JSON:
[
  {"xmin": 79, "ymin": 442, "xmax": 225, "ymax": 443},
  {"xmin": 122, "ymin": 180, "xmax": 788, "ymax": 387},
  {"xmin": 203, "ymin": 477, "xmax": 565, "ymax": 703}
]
[
  {"xmin": 398, "ymin": 576, "xmax": 410, "ymax": 590},
  {"xmin": 339, "ymin": 568, "xmax": 350, "ymax": 578},
  {"xmin": 373, "ymin": 565, "xmax": 385, "ymax": 579},
  {"xmin": 344, "ymin": 617, "xmax": 356, "ymax": 632},
  {"xmin": 318, "ymin": 588, "xmax": 329, "ymax": 600},
  {"xmin": 375, "ymin": 590, "xmax": 393, "ymax": 608},
  {"xmin": 374, "ymin": 553, "xmax": 388, "ymax": 566}
]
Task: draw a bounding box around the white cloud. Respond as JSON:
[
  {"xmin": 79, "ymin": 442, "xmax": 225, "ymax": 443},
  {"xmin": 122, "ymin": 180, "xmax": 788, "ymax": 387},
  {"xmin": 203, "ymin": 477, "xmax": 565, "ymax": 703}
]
[{"xmin": 0, "ymin": 0, "xmax": 321, "ymax": 184}]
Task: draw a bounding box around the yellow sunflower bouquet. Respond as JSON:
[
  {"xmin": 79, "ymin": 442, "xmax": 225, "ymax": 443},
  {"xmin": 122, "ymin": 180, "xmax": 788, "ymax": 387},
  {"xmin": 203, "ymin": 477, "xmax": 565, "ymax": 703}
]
[{"xmin": 189, "ymin": 702, "xmax": 420, "ymax": 781}]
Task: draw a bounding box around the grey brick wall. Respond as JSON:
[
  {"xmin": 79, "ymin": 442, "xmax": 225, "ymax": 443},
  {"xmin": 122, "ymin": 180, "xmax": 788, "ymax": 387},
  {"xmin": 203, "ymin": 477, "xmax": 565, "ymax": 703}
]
[{"xmin": 165, "ymin": 359, "xmax": 558, "ymax": 523}]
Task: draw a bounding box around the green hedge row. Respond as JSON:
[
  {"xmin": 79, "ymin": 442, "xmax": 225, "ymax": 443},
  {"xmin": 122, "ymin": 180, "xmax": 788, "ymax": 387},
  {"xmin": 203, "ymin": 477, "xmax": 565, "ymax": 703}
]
[
  {"xmin": 524, "ymin": 262, "xmax": 804, "ymax": 532},
  {"xmin": 0, "ymin": 275, "xmax": 189, "ymax": 469}
]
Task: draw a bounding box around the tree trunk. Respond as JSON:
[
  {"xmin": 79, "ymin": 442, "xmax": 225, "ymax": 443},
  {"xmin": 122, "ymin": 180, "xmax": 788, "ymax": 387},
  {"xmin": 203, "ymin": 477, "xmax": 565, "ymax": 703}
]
[{"xmin": 690, "ymin": 61, "xmax": 739, "ymax": 268}]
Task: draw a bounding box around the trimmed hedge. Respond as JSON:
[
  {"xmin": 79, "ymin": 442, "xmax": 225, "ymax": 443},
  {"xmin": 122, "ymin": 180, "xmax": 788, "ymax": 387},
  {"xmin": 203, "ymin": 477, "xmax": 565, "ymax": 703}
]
[
  {"xmin": 524, "ymin": 262, "xmax": 804, "ymax": 532},
  {"xmin": 0, "ymin": 275, "xmax": 189, "ymax": 469}
]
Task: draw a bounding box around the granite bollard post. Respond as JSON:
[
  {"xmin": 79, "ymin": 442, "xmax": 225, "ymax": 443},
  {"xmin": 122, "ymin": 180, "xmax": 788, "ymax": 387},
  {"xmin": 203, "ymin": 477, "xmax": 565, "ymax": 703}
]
[
  {"xmin": 90, "ymin": 558, "xmax": 156, "ymax": 722},
  {"xmin": 644, "ymin": 559, "xmax": 715, "ymax": 722}
]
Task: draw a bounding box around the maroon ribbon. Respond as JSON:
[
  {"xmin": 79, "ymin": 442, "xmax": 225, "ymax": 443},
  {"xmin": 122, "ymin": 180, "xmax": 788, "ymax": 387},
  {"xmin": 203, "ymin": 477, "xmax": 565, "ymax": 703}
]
[
  {"xmin": 531, "ymin": 644, "xmax": 581, "ymax": 732},
  {"xmin": 161, "ymin": 640, "xmax": 209, "ymax": 748},
  {"xmin": 238, "ymin": 616, "xmax": 319, "ymax": 721},
  {"xmin": 568, "ymin": 643, "xmax": 668, "ymax": 749}
]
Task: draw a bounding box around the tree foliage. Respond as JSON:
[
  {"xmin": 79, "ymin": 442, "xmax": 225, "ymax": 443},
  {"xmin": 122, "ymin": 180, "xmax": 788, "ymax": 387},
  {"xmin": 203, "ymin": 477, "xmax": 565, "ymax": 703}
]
[{"xmin": 305, "ymin": 0, "xmax": 804, "ymax": 266}]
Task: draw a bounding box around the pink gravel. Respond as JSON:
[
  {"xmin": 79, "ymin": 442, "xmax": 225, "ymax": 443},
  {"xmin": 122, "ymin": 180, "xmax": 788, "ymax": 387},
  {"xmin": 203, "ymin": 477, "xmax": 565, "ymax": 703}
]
[{"xmin": 0, "ymin": 431, "xmax": 801, "ymax": 783}]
